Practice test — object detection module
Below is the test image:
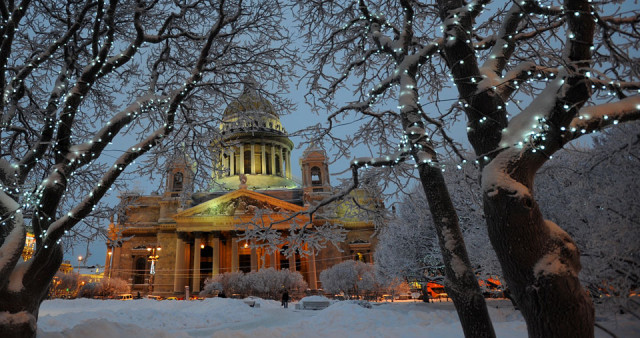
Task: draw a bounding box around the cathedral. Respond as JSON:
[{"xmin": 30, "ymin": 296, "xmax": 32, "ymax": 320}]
[{"xmin": 105, "ymin": 83, "xmax": 379, "ymax": 297}]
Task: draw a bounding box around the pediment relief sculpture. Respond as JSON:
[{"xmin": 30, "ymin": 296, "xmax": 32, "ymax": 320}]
[{"xmin": 192, "ymin": 196, "xmax": 282, "ymax": 217}]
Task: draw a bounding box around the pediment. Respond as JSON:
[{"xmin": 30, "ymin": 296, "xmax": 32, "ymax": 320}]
[{"xmin": 174, "ymin": 188, "xmax": 305, "ymax": 220}]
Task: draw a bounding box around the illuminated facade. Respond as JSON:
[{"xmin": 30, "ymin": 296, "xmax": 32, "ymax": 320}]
[{"xmin": 105, "ymin": 84, "xmax": 379, "ymax": 296}]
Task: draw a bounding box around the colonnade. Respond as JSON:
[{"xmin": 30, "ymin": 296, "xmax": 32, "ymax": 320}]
[
  {"xmin": 219, "ymin": 142, "xmax": 292, "ymax": 179},
  {"xmin": 172, "ymin": 232, "xmax": 317, "ymax": 293}
]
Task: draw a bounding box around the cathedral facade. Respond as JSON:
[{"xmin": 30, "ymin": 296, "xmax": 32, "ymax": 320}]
[{"xmin": 105, "ymin": 84, "xmax": 379, "ymax": 297}]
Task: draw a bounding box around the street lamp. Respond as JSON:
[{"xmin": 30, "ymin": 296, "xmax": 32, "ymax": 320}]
[
  {"xmin": 147, "ymin": 246, "xmax": 161, "ymax": 294},
  {"xmin": 107, "ymin": 249, "xmax": 113, "ymax": 279},
  {"xmin": 77, "ymin": 256, "xmax": 82, "ymax": 275}
]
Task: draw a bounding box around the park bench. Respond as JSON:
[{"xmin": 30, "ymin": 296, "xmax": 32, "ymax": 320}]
[{"xmin": 298, "ymin": 300, "xmax": 330, "ymax": 310}]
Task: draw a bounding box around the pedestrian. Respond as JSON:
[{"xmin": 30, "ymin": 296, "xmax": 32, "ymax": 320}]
[{"xmin": 281, "ymin": 289, "xmax": 289, "ymax": 309}]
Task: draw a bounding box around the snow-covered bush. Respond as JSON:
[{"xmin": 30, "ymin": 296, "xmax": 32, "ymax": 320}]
[
  {"xmin": 201, "ymin": 271, "xmax": 245, "ymax": 297},
  {"xmin": 52, "ymin": 274, "xmax": 129, "ymax": 299},
  {"xmin": 100, "ymin": 278, "xmax": 130, "ymax": 297},
  {"xmin": 78, "ymin": 278, "xmax": 129, "ymax": 298},
  {"xmin": 201, "ymin": 269, "xmax": 307, "ymax": 300},
  {"xmin": 320, "ymin": 260, "xmax": 383, "ymax": 299},
  {"xmin": 78, "ymin": 282, "xmax": 101, "ymax": 298}
]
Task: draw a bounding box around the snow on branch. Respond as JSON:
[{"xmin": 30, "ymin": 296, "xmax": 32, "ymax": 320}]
[
  {"xmin": 566, "ymin": 95, "xmax": 640, "ymax": 142},
  {"xmin": 0, "ymin": 0, "xmax": 30, "ymax": 109},
  {"xmin": 588, "ymin": 78, "xmax": 640, "ymax": 98},
  {"xmin": 1, "ymin": 2, "xmax": 95, "ymax": 114},
  {"xmin": 499, "ymin": 69, "xmax": 565, "ymax": 149},
  {"xmin": 0, "ymin": 189, "xmax": 25, "ymax": 288},
  {"xmin": 97, "ymin": 4, "xmax": 146, "ymax": 79},
  {"xmin": 447, "ymin": 0, "xmax": 491, "ymax": 24},
  {"xmin": 398, "ymin": 0, "xmax": 414, "ymax": 50},
  {"xmin": 478, "ymin": 3, "xmax": 525, "ymax": 85},
  {"xmin": 35, "ymin": 9, "xmax": 227, "ymax": 272},
  {"xmin": 55, "ymin": 0, "xmax": 120, "ymax": 161},
  {"xmin": 494, "ymin": 62, "xmax": 559, "ymax": 100},
  {"xmin": 17, "ymin": 65, "xmax": 71, "ymax": 184}
]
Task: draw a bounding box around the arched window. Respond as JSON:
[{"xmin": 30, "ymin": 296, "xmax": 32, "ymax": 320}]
[
  {"xmin": 173, "ymin": 172, "xmax": 183, "ymax": 191},
  {"xmin": 311, "ymin": 167, "xmax": 322, "ymax": 186},
  {"xmin": 134, "ymin": 257, "xmax": 147, "ymax": 284}
]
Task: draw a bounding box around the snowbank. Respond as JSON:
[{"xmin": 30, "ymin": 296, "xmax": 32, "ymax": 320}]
[{"xmin": 36, "ymin": 298, "xmax": 638, "ymax": 337}]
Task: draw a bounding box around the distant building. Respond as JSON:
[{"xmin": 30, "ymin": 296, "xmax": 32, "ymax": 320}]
[
  {"xmin": 21, "ymin": 232, "xmax": 35, "ymax": 261},
  {"xmin": 105, "ymin": 83, "xmax": 381, "ymax": 296}
]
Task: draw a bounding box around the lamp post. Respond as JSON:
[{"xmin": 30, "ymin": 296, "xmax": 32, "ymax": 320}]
[
  {"xmin": 147, "ymin": 245, "xmax": 161, "ymax": 294},
  {"xmin": 107, "ymin": 249, "xmax": 113, "ymax": 279},
  {"xmin": 77, "ymin": 255, "xmax": 82, "ymax": 275}
]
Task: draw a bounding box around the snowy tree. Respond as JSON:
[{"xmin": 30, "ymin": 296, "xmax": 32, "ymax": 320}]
[
  {"xmin": 0, "ymin": 1, "xmax": 294, "ymax": 336},
  {"xmin": 295, "ymin": 0, "xmax": 640, "ymax": 336},
  {"xmin": 319, "ymin": 260, "xmax": 381, "ymax": 299},
  {"xmin": 536, "ymin": 122, "xmax": 640, "ymax": 312},
  {"xmin": 374, "ymin": 186, "xmax": 442, "ymax": 284},
  {"xmin": 375, "ymin": 169, "xmax": 501, "ymax": 287}
]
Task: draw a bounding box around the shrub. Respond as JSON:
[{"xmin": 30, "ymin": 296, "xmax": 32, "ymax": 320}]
[{"xmin": 201, "ymin": 269, "xmax": 307, "ymax": 300}]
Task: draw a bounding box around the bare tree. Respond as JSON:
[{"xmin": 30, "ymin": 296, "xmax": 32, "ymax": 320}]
[
  {"xmin": 295, "ymin": 0, "xmax": 640, "ymax": 337},
  {"xmin": 0, "ymin": 0, "xmax": 294, "ymax": 336}
]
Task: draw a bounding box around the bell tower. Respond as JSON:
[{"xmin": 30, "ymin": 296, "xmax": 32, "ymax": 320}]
[
  {"xmin": 165, "ymin": 153, "xmax": 192, "ymax": 198},
  {"xmin": 300, "ymin": 144, "xmax": 331, "ymax": 196}
]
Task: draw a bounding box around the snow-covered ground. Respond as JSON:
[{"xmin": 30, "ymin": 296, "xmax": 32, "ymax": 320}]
[{"xmin": 37, "ymin": 298, "xmax": 639, "ymax": 337}]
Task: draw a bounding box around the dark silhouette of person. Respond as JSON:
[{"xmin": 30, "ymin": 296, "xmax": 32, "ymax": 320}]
[{"xmin": 281, "ymin": 290, "xmax": 289, "ymax": 308}]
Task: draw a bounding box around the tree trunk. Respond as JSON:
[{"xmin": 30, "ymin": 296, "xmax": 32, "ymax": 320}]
[
  {"xmin": 483, "ymin": 166, "xmax": 594, "ymax": 337},
  {"xmin": 0, "ymin": 246, "xmax": 62, "ymax": 337},
  {"xmin": 418, "ymin": 164, "xmax": 496, "ymax": 338}
]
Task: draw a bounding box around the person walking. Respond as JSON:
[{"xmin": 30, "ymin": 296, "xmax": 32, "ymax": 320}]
[{"xmin": 281, "ymin": 289, "xmax": 289, "ymax": 309}]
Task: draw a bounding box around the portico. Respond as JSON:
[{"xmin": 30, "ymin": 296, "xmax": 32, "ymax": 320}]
[{"xmin": 170, "ymin": 188, "xmax": 316, "ymax": 292}]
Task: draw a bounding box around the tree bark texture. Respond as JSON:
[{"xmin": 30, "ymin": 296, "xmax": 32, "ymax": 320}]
[
  {"xmin": 0, "ymin": 245, "xmax": 62, "ymax": 338},
  {"xmin": 482, "ymin": 163, "xmax": 594, "ymax": 337},
  {"xmin": 418, "ymin": 164, "xmax": 496, "ymax": 338}
]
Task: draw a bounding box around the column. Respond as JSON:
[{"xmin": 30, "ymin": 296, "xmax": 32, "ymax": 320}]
[
  {"xmin": 231, "ymin": 238, "xmax": 238, "ymax": 273},
  {"xmin": 308, "ymin": 250, "xmax": 318, "ymax": 289},
  {"xmin": 250, "ymin": 143, "xmax": 256, "ymax": 174},
  {"xmin": 270, "ymin": 144, "xmax": 275, "ymax": 176},
  {"xmin": 193, "ymin": 236, "xmax": 201, "ymax": 292},
  {"xmin": 212, "ymin": 237, "xmax": 220, "ymax": 276},
  {"xmin": 239, "ymin": 144, "xmax": 245, "ymax": 174},
  {"xmin": 261, "ymin": 143, "xmax": 266, "ymax": 174},
  {"xmin": 285, "ymin": 149, "xmax": 291, "ymax": 179},
  {"xmin": 230, "ymin": 149, "xmax": 235, "ymax": 175},
  {"xmin": 219, "ymin": 152, "xmax": 225, "ymax": 178},
  {"xmin": 113, "ymin": 246, "xmax": 122, "ymax": 279},
  {"xmin": 173, "ymin": 238, "xmax": 185, "ymax": 293},
  {"xmin": 271, "ymin": 251, "xmax": 278, "ymax": 269},
  {"xmin": 279, "ymin": 147, "xmax": 284, "ymax": 177},
  {"xmin": 289, "ymin": 255, "xmax": 296, "ymax": 272},
  {"xmin": 302, "ymin": 163, "xmax": 308, "ymax": 186},
  {"xmin": 250, "ymin": 243, "xmax": 258, "ymax": 272}
]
